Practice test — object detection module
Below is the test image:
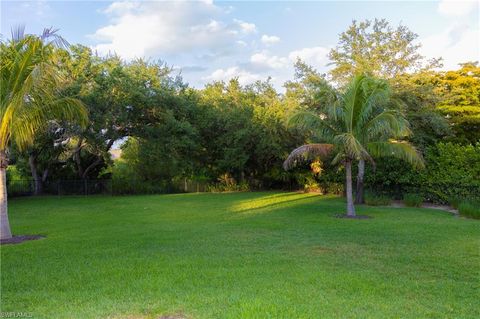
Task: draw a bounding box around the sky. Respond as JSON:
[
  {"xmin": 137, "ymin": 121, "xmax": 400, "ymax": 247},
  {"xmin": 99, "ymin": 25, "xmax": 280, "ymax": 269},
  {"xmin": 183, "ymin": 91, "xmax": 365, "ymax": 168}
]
[{"xmin": 1, "ymin": 0, "xmax": 479, "ymax": 89}]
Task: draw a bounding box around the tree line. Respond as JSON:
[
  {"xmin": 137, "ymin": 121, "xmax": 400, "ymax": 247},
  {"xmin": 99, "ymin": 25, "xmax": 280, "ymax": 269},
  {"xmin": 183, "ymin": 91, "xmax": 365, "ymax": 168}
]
[{"xmin": 1, "ymin": 19, "xmax": 479, "ymax": 235}]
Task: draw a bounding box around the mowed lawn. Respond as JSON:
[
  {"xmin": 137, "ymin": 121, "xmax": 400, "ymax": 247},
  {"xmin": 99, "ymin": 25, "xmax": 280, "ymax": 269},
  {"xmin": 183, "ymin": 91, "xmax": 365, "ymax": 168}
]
[{"xmin": 1, "ymin": 192, "xmax": 479, "ymax": 319}]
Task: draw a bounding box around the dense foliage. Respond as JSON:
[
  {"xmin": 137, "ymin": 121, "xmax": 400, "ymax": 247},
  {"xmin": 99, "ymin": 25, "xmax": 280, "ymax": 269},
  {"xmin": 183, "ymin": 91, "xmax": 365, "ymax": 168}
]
[
  {"xmin": 4, "ymin": 21, "xmax": 479, "ymax": 205},
  {"xmin": 365, "ymin": 143, "xmax": 480, "ymax": 203}
]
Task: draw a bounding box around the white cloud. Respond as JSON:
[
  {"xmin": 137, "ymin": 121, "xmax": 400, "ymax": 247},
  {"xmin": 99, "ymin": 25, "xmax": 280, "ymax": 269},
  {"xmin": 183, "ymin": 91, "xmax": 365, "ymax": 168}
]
[
  {"xmin": 420, "ymin": 0, "xmax": 479, "ymax": 70},
  {"xmin": 103, "ymin": 1, "xmax": 140, "ymax": 14},
  {"xmin": 15, "ymin": 0, "xmax": 52, "ymax": 19},
  {"xmin": 234, "ymin": 19, "xmax": 257, "ymax": 34},
  {"xmin": 420, "ymin": 23, "xmax": 479, "ymax": 70},
  {"xmin": 288, "ymin": 46, "xmax": 330, "ymax": 70},
  {"xmin": 438, "ymin": 0, "xmax": 478, "ymax": 17},
  {"xmin": 91, "ymin": 1, "xmax": 257, "ymax": 59},
  {"xmin": 261, "ymin": 34, "xmax": 280, "ymax": 45},
  {"xmin": 203, "ymin": 67, "xmax": 262, "ymax": 85},
  {"xmin": 236, "ymin": 40, "xmax": 248, "ymax": 47},
  {"xmin": 250, "ymin": 51, "xmax": 288, "ymax": 69}
]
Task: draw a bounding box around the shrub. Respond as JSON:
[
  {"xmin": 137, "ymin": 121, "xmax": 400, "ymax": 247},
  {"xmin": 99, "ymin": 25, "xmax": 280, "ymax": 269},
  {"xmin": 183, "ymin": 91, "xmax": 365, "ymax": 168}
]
[
  {"xmin": 303, "ymin": 177, "xmax": 322, "ymax": 193},
  {"xmin": 449, "ymin": 197, "xmax": 462, "ymax": 209},
  {"xmin": 207, "ymin": 182, "xmax": 249, "ymax": 192},
  {"xmin": 207, "ymin": 174, "xmax": 250, "ymax": 192},
  {"xmin": 404, "ymin": 193, "xmax": 423, "ymax": 207},
  {"xmin": 365, "ymin": 143, "xmax": 480, "ymax": 204},
  {"xmin": 324, "ymin": 182, "xmax": 344, "ymax": 195},
  {"xmin": 365, "ymin": 193, "xmax": 391, "ymax": 206},
  {"xmin": 458, "ymin": 202, "xmax": 480, "ymax": 219}
]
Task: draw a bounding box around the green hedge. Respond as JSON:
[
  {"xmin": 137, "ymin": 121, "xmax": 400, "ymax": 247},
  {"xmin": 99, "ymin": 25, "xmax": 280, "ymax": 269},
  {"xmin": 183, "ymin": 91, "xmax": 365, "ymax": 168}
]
[{"xmin": 365, "ymin": 142, "xmax": 480, "ymax": 204}]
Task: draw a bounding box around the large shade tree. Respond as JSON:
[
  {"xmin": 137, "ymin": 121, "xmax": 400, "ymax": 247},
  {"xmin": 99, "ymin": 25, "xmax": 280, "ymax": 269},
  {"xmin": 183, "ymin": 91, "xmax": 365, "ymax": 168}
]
[
  {"xmin": 328, "ymin": 18, "xmax": 441, "ymax": 85},
  {"xmin": 0, "ymin": 28, "xmax": 87, "ymax": 240},
  {"xmin": 284, "ymin": 75, "xmax": 424, "ymax": 216}
]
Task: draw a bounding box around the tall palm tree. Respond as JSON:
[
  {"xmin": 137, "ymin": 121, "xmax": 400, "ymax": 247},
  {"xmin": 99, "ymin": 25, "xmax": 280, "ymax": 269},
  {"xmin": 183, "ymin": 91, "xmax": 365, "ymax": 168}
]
[
  {"xmin": 284, "ymin": 74, "xmax": 423, "ymax": 217},
  {"xmin": 352, "ymin": 78, "xmax": 423, "ymax": 204},
  {"xmin": 0, "ymin": 27, "xmax": 87, "ymax": 240}
]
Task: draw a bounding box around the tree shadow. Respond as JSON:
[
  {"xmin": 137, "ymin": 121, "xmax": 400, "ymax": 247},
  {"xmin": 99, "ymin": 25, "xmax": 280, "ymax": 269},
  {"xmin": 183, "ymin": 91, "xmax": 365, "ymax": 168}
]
[{"xmin": 230, "ymin": 192, "xmax": 338, "ymax": 216}]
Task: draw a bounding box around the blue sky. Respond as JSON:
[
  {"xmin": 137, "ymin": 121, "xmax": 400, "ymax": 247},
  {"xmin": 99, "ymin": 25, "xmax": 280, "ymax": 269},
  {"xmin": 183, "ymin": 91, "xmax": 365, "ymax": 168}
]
[{"xmin": 1, "ymin": 0, "xmax": 479, "ymax": 89}]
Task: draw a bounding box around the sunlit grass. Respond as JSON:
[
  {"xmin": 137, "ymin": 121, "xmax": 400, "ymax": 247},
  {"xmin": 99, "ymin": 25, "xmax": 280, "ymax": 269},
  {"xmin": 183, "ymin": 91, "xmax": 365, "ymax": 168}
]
[
  {"xmin": 1, "ymin": 192, "xmax": 479, "ymax": 319},
  {"xmin": 231, "ymin": 192, "xmax": 321, "ymax": 214}
]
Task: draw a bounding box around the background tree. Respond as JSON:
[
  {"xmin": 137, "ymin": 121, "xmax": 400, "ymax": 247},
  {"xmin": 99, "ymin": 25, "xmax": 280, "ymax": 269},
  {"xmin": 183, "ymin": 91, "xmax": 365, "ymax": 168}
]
[
  {"xmin": 392, "ymin": 70, "xmax": 452, "ymax": 149},
  {"xmin": 24, "ymin": 122, "xmax": 72, "ymax": 195},
  {"xmin": 284, "ymin": 59, "xmax": 335, "ymax": 112},
  {"xmin": 328, "ymin": 18, "xmax": 441, "ymax": 84},
  {"xmin": 0, "ymin": 28, "xmax": 87, "ymax": 239},
  {"xmin": 434, "ymin": 62, "xmax": 480, "ymax": 144}
]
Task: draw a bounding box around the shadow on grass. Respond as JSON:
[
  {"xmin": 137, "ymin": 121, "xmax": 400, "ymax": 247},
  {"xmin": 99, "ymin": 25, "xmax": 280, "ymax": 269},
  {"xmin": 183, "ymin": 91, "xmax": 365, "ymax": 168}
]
[{"xmin": 230, "ymin": 192, "xmax": 339, "ymax": 215}]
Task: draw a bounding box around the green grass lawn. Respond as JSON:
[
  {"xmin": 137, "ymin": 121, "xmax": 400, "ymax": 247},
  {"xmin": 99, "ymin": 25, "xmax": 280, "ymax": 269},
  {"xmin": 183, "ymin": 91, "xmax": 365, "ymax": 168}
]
[{"xmin": 1, "ymin": 192, "xmax": 479, "ymax": 319}]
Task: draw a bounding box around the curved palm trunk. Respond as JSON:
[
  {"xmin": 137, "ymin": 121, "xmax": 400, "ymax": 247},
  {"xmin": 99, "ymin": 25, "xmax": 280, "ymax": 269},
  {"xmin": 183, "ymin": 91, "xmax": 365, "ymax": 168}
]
[
  {"xmin": 355, "ymin": 158, "xmax": 365, "ymax": 204},
  {"xmin": 0, "ymin": 151, "xmax": 12, "ymax": 240},
  {"xmin": 345, "ymin": 159, "xmax": 356, "ymax": 217}
]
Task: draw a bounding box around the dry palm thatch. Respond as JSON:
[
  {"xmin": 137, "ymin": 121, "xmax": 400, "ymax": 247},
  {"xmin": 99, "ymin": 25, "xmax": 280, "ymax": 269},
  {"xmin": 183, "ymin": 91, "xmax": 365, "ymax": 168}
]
[{"xmin": 283, "ymin": 143, "xmax": 334, "ymax": 170}]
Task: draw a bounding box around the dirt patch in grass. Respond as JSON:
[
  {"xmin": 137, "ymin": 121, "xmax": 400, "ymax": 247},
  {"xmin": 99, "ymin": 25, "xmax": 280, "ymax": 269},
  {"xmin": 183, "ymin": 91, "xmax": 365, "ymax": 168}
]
[
  {"xmin": 334, "ymin": 214, "xmax": 372, "ymax": 219},
  {"xmin": 0, "ymin": 235, "xmax": 45, "ymax": 245}
]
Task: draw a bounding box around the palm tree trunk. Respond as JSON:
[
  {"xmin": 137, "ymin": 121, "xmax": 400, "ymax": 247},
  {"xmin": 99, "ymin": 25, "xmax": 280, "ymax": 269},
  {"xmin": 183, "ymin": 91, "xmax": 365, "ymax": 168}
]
[
  {"xmin": 345, "ymin": 159, "xmax": 356, "ymax": 217},
  {"xmin": 355, "ymin": 158, "xmax": 365, "ymax": 204},
  {"xmin": 0, "ymin": 151, "xmax": 12, "ymax": 240},
  {"xmin": 29, "ymin": 153, "xmax": 43, "ymax": 195}
]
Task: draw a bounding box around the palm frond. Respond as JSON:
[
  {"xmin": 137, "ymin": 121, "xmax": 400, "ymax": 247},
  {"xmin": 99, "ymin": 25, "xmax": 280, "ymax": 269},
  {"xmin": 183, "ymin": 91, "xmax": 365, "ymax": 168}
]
[
  {"xmin": 41, "ymin": 27, "xmax": 69, "ymax": 48},
  {"xmin": 366, "ymin": 140, "xmax": 425, "ymax": 169},
  {"xmin": 342, "ymin": 74, "xmax": 366, "ymax": 132},
  {"xmin": 0, "ymin": 28, "xmax": 86, "ymax": 152},
  {"xmin": 283, "ymin": 143, "xmax": 334, "ymax": 170},
  {"xmin": 355, "ymin": 78, "xmax": 391, "ymax": 131},
  {"xmin": 10, "ymin": 25, "xmax": 25, "ymax": 42},
  {"xmin": 364, "ymin": 110, "xmax": 411, "ymax": 141},
  {"xmin": 288, "ymin": 111, "xmax": 338, "ymax": 141}
]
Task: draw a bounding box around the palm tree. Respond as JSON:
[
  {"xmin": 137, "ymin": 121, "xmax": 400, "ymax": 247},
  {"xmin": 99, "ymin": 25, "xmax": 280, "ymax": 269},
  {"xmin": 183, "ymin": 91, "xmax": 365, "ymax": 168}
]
[
  {"xmin": 352, "ymin": 79, "xmax": 424, "ymax": 204},
  {"xmin": 284, "ymin": 74, "xmax": 423, "ymax": 217},
  {"xmin": 0, "ymin": 27, "xmax": 87, "ymax": 240}
]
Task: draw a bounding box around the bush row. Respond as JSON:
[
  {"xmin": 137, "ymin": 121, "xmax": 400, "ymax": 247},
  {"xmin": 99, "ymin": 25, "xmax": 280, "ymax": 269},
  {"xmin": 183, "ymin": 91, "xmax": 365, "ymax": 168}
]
[{"xmin": 365, "ymin": 142, "xmax": 480, "ymax": 204}]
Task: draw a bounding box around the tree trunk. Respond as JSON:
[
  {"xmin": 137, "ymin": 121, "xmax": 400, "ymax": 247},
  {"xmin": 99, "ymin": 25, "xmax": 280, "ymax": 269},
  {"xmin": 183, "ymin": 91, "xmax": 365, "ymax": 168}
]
[
  {"xmin": 29, "ymin": 153, "xmax": 43, "ymax": 195},
  {"xmin": 80, "ymin": 139, "xmax": 115, "ymax": 180},
  {"xmin": 345, "ymin": 159, "xmax": 356, "ymax": 217},
  {"xmin": 74, "ymin": 138, "xmax": 84, "ymax": 178},
  {"xmin": 355, "ymin": 158, "xmax": 365, "ymax": 204},
  {"xmin": 0, "ymin": 151, "xmax": 12, "ymax": 240}
]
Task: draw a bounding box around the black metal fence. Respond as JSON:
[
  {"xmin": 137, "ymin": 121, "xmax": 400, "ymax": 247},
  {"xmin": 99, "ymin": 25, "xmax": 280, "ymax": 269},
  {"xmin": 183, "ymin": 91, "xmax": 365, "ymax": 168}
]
[
  {"xmin": 6, "ymin": 179, "xmax": 212, "ymax": 197},
  {"xmin": 7, "ymin": 178, "xmax": 479, "ymax": 204},
  {"xmin": 6, "ymin": 178, "xmax": 305, "ymax": 198}
]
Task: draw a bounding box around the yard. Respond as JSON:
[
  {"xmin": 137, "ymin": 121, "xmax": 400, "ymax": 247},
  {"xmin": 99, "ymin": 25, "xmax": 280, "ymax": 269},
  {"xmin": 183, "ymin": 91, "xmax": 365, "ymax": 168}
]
[{"xmin": 1, "ymin": 192, "xmax": 479, "ymax": 318}]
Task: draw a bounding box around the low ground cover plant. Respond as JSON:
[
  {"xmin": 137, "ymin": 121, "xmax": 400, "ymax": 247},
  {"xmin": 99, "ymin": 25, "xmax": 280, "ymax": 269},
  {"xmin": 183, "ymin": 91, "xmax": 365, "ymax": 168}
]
[
  {"xmin": 458, "ymin": 200, "xmax": 480, "ymax": 219},
  {"xmin": 404, "ymin": 193, "xmax": 423, "ymax": 207},
  {"xmin": 364, "ymin": 192, "xmax": 392, "ymax": 206}
]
